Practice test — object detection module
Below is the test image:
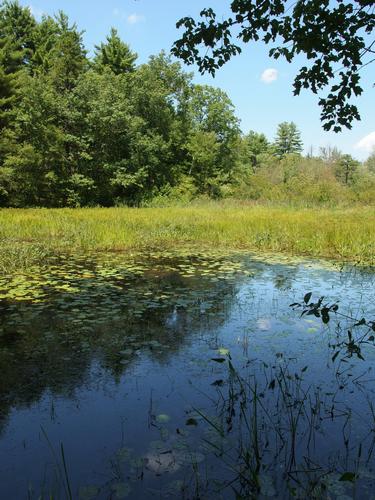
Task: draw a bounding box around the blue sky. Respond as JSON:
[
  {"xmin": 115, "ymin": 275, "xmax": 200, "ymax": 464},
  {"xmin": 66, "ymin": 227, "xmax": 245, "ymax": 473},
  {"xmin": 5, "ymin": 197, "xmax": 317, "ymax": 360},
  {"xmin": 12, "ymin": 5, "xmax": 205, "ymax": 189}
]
[{"xmin": 21, "ymin": 0, "xmax": 375, "ymax": 160}]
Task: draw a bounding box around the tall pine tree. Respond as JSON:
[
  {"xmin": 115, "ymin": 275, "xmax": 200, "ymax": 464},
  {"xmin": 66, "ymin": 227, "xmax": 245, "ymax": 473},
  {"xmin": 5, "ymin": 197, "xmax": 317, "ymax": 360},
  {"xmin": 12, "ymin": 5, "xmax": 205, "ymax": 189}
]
[
  {"xmin": 48, "ymin": 12, "xmax": 87, "ymax": 91},
  {"xmin": 94, "ymin": 28, "xmax": 137, "ymax": 75},
  {"xmin": 0, "ymin": 1, "xmax": 36, "ymax": 67},
  {"xmin": 274, "ymin": 122, "xmax": 303, "ymax": 156}
]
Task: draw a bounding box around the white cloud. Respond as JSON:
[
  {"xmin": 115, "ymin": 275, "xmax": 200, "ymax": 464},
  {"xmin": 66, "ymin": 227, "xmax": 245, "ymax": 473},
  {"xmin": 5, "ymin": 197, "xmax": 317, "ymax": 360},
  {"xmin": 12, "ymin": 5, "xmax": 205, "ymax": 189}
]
[
  {"xmin": 113, "ymin": 8, "xmax": 145, "ymax": 24},
  {"xmin": 260, "ymin": 68, "xmax": 278, "ymax": 84},
  {"xmin": 29, "ymin": 5, "xmax": 44, "ymax": 20},
  {"xmin": 354, "ymin": 131, "xmax": 375, "ymax": 153},
  {"xmin": 127, "ymin": 13, "xmax": 145, "ymax": 25},
  {"xmin": 113, "ymin": 7, "xmax": 127, "ymax": 20}
]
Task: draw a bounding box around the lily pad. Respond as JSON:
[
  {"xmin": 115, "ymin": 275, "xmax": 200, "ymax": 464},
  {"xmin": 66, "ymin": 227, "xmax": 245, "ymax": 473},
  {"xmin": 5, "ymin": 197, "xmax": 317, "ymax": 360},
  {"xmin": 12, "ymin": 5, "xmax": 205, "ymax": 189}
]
[
  {"xmin": 79, "ymin": 485, "xmax": 100, "ymax": 499},
  {"xmin": 217, "ymin": 347, "xmax": 230, "ymax": 356},
  {"xmin": 156, "ymin": 413, "xmax": 170, "ymax": 423},
  {"xmin": 111, "ymin": 482, "xmax": 131, "ymax": 499}
]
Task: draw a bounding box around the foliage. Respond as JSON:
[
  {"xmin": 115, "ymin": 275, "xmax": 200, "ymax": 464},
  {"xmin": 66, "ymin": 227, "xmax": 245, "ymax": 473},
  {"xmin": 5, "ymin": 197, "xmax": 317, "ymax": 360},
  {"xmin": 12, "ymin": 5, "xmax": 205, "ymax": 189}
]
[
  {"xmin": 0, "ymin": 3, "xmax": 241, "ymax": 207},
  {"xmin": 0, "ymin": 34, "xmax": 23, "ymax": 159},
  {"xmin": 291, "ymin": 293, "xmax": 375, "ymax": 362},
  {"xmin": 0, "ymin": 0, "xmax": 35, "ymax": 61},
  {"xmin": 231, "ymin": 151, "xmax": 375, "ymax": 207},
  {"xmin": 365, "ymin": 149, "xmax": 375, "ymax": 173},
  {"xmin": 172, "ymin": 0, "xmax": 375, "ymax": 131},
  {"xmin": 334, "ymin": 153, "xmax": 360, "ymax": 185},
  {"xmin": 240, "ymin": 131, "xmax": 271, "ymax": 171},
  {"xmin": 0, "ymin": 1, "xmax": 374, "ymax": 209},
  {"xmin": 187, "ymin": 130, "xmax": 221, "ymax": 194},
  {"xmin": 274, "ymin": 121, "xmax": 303, "ymax": 157},
  {"xmin": 94, "ymin": 27, "xmax": 137, "ymax": 74},
  {"xmin": 45, "ymin": 12, "xmax": 87, "ymax": 92}
]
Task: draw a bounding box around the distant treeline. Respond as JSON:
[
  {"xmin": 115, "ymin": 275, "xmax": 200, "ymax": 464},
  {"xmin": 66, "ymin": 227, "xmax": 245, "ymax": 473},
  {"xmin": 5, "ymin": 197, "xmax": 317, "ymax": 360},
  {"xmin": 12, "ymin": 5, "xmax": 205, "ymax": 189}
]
[{"xmin": 1, "ymin": 1, "xmax": 374, "ymax": 207}]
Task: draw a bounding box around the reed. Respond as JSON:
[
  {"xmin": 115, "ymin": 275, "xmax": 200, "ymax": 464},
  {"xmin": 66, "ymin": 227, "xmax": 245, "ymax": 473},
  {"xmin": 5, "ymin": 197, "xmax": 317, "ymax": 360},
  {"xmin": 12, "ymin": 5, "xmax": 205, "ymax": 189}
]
[{"xmin": 1, "ymin": 205, "xmax": 374, "ymax": 273}]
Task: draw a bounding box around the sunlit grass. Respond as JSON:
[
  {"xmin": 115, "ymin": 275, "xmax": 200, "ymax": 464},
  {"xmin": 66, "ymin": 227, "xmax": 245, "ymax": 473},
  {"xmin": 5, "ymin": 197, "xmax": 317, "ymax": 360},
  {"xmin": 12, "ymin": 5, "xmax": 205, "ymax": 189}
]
[{"xmin": 1, "ymin": 205, "xmax": 374, "ymax": 273}]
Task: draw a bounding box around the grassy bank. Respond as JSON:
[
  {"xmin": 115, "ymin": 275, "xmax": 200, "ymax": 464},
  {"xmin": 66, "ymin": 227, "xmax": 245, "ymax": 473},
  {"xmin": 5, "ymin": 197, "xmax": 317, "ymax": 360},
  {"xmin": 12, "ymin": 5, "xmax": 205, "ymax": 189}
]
[{"xmin": 1, "ymin": 205, "xmax": 374, "ymax": 273}]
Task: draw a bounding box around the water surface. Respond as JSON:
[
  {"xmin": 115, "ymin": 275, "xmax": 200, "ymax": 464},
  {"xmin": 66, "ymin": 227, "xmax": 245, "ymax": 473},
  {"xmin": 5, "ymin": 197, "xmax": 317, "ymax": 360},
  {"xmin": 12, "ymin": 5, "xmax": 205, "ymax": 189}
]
[{"xmin": 0, "ymin": 250, "xmax": 374, "ymax": 499}]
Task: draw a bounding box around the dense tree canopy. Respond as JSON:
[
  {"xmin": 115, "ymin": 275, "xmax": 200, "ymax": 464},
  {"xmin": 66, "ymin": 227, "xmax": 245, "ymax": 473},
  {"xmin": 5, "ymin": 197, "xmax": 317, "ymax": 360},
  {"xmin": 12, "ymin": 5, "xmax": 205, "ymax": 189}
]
[
  {"xmin": 0, "ymin": 1, "xmax": 374, "ymax": 208},
  {"xmin": 242, "ymin": 131, "xmax": 270, "ymax": 170},
  {"xmin": 0, "ymin": 1, "xmax": 242, "ymax": 206},
  {"xmin": 172, "ymin": 0, "xmax": 375, "ymax": 132}
]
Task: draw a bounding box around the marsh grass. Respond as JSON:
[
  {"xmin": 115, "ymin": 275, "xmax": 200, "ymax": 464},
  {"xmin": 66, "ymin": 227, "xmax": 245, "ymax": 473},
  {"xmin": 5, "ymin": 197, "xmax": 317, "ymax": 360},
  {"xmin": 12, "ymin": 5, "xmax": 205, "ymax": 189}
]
[{"xmin": 0, "ymin": 205, "xmax": 374, "ymax": 273}]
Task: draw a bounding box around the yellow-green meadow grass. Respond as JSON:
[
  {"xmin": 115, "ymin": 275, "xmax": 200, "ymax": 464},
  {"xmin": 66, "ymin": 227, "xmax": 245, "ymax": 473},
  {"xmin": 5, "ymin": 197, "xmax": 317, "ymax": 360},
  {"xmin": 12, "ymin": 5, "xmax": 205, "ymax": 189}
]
[{"xmin": 1, "ymin": 205, "xmax": 374, "ymax": 273}]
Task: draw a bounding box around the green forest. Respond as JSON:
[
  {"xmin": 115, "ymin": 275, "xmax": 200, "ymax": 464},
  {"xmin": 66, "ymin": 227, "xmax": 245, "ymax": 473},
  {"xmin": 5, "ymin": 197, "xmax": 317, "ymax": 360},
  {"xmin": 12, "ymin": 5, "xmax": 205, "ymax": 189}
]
[{"xmin": 1, "ymin": 1, "xmax": 374, "ymax": 208}]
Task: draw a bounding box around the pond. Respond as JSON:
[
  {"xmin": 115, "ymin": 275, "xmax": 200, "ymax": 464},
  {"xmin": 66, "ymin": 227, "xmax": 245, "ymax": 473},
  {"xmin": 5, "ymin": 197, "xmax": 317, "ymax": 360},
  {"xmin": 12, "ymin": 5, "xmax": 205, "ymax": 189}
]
[{"xmin": 0, "ymin": 250, "xmax": 374, "ymax": 499}]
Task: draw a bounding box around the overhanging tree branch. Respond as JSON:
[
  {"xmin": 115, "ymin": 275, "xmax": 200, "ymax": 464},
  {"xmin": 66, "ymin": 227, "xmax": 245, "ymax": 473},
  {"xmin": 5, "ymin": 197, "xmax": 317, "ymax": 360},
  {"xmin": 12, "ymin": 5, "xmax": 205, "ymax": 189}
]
[{"xmin": 172, "ymin": 0, "xmax": 375, "ymax": 132}]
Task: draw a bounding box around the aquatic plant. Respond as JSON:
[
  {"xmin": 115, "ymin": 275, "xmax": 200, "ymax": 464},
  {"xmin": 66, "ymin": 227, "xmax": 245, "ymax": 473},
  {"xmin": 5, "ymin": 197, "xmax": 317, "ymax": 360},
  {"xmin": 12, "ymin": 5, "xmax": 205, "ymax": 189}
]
[{"xmin": 0, "ymin": 205, "xmax": 374, "ymax": 274}]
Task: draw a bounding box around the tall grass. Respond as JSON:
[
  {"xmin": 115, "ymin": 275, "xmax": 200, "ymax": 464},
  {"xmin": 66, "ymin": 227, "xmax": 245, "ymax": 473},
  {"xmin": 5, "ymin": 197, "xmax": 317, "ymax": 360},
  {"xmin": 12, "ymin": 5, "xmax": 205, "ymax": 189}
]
[{"xmin": 0, "ymin": 205, "xmax": 374, "ymax": 273}]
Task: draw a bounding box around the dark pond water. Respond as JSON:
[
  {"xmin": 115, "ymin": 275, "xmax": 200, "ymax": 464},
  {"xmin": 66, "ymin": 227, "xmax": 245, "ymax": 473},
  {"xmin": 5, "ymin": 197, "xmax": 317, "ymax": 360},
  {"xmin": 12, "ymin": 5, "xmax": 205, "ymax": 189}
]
[{"xmin": 0, "ymin": 250, "xmax": 374, "ymax": 499}]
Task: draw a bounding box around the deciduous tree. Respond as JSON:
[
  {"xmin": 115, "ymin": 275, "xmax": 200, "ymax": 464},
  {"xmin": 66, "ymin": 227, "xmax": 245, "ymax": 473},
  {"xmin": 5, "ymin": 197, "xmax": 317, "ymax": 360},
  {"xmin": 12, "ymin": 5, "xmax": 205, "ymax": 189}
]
[
  {"xmin": 334, "ymin": 154, "xmax": 359, "ymax": 185},
  {"xmin": 242, "ymin": 131, "xmax": 270, "ymax": 171},
  {"xmin": 365, "ymin": 149, "xmax": 375, "ymax": 174},
  {"xmin": 172, "ymin": 0, "xmax": 375, "ymax": 131}
]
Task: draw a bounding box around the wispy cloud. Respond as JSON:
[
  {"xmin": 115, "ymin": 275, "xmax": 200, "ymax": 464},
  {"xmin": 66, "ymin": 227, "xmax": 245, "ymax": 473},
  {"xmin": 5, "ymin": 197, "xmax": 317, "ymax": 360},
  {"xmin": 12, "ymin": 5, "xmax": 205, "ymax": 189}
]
[
  {"xmin": 354, "ymin": 131, "xmax": 375, "ymax": 153},
  {"xmin": 260, "ymin": 68, "xmax": 278, "ymax": 84},
  {"xmin": 113, "ymin": 8, "xmax": 145, "ymax": 25},
  {"xmin": 127, "ymin": 13, "xmax": 145, "ymax": 25},
  {"xmin": 113, "ymin": 7, "xmax": 128, "ymax": 21},
  {"xmin": 28, "ymin": 4, "xmax": 44, "ymax": 20}
]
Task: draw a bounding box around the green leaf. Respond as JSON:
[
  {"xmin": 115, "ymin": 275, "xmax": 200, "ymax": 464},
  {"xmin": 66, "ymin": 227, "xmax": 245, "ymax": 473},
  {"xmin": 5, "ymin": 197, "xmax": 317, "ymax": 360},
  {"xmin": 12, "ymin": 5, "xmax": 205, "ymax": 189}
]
[{"xmin": 217, "ymin": 347, "xmax": 230, "ymax": 356}]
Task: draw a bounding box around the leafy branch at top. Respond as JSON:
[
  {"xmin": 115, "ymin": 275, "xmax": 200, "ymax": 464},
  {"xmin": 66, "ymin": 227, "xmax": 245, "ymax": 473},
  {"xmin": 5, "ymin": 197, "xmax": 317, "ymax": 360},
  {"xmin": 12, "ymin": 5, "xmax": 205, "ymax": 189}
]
[{"xmin": 172, "ymin": 0, "xmax": 375, "ymax": 132}]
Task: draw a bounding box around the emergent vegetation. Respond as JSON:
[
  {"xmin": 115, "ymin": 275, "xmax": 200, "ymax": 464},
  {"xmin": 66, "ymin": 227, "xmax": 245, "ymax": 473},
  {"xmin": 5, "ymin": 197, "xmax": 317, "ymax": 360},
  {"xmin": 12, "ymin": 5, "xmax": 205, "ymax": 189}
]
[{"xmin": 1, "ymin": 206, "xmax": 374, "ymax": 274}]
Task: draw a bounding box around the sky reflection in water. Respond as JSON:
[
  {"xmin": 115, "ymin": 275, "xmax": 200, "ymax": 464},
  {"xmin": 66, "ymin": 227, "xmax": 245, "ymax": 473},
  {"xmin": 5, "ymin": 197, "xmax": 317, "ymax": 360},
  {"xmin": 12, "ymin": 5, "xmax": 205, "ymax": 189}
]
[{"xmin": 0, "ymin": 251, "xmax": 374, "ymax": 499}]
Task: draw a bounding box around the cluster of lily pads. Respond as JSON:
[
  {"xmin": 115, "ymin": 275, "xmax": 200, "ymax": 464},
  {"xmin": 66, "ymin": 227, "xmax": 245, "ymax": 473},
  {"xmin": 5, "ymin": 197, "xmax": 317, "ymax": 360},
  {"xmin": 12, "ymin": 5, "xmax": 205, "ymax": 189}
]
[
  {"xmin": 3, "ymin": 249, "xmax": 373, "ymax": 499},
  {"xmin": 0, "ymin": 250, "xmax": 254, "ymax": 302},
  {"xmin": 0, "ymin": 250, "xmax": 258, "ymax": 343}
]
